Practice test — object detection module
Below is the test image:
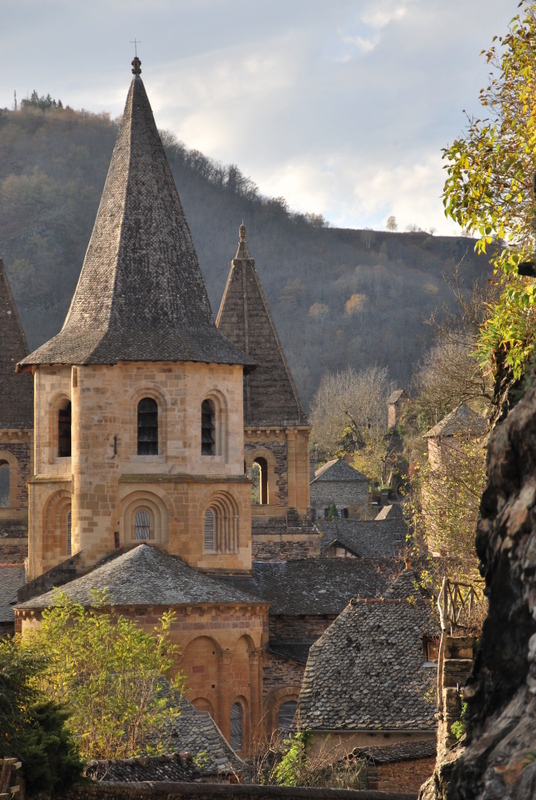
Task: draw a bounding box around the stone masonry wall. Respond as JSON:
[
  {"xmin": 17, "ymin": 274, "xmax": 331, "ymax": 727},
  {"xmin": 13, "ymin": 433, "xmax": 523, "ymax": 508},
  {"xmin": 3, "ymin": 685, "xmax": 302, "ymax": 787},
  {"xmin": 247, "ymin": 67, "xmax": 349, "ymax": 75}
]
[
  {"xmin": 269, "ymin": 615, "xmax": 337, "ymax": 643},
  {"xmin": 310, "ymin": 481, "xmax": 368, "ymax": 515},
  {"xmin": 372, "ymin": 757, "xmax": 436, "ymax": 794},
  {"xmin": 263, "ymin": 650, "xmax": 305, "ymax": 701}
]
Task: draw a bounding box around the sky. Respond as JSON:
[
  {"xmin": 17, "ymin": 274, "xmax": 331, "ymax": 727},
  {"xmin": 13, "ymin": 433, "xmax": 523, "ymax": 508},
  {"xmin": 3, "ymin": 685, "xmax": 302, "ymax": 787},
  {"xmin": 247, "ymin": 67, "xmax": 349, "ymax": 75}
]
[{"xmin": 1, "ymin": 0, "xmax": 518, "ymax": 235}]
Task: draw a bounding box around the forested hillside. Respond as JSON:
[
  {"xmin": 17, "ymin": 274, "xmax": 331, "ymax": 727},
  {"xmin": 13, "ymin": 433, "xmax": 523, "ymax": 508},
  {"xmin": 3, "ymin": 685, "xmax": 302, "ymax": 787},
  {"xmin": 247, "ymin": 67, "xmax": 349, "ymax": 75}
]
[{"xmin": 0, "ymin": 100, "xmax": 492, "ymax": 407}]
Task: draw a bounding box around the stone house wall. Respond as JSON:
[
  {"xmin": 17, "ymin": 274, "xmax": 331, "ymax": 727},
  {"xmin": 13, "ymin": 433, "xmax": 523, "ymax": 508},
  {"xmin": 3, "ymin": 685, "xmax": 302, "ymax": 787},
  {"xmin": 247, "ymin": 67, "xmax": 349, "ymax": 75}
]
[{"xmin": 310, "ymin": 481, "xmax": 368, "ymax": 515}]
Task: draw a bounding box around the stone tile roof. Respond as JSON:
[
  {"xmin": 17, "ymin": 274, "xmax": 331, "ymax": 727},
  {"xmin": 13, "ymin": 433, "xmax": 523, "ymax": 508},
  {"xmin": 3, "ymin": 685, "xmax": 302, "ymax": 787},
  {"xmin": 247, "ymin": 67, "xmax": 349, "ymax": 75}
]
[
  {"xmin": 384, "ymin": 568, "xmax": 422, "ymax": 600},
  {"xmin": 388, "ymin": 389, "xmax": 408, "ymax": 405},
  {"xmin": 85, "ymin": 753, "xmax": 202, "ymax": 783},
  {"xmin": 0, "ymin": 565, "xmax": 25, "ymax": 622},
  {"xmin": 216, "ymin": 224, "xmax": 305, "ymax": 426},
  {"xmin": 0, "ymin": 520, "xmax": 28, "ymax": 538},
  {"xmin": 268, "ymin": 643, "xmax": 312, "ymax": 665},
  {"xmin": 16, "ymin": 544, "xmax": 261, "ymax": 610},
  {"xmin": 19, "ymin": 67, "xmax": 254, "ymax": 371},
  {"xmin": 169, "ymin": 707, "xmax": 243, "ymax": 776},
  {"xmin": 374, "ymin": 504, "xmax": 404, "ymax": 520},
  {"xmin": 348, "ymin": 740, "xmax": 436, "ymax": 764},
  {"xmin": 424, "ymin": 403, "xmax": 487, "ymax": 439},
  {"xmin": 0, "ymin": 260, "xmax": 33, "ymax": 428},
  {"xmin": 220, "ymin": 559, "xmax": 393, "ymax": 615},
  {"xmin": 312, "ymin": 459, "xmax": 369, "ymax": 483},
  {"xmin": 319, "ymin": 518, "xmax": 407, "ymax": 558},
  {"xmin": 297, "ymin": 597, "xmax": 439, "ymax": 732}
]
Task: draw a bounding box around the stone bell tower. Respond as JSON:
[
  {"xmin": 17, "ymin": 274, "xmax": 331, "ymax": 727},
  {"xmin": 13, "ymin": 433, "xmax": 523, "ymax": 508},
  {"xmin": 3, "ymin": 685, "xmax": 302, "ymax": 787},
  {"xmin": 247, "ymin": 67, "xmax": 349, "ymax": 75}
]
[{"xmin": 19, "ymin": 58, "xmax": 255, "ymax": 580}]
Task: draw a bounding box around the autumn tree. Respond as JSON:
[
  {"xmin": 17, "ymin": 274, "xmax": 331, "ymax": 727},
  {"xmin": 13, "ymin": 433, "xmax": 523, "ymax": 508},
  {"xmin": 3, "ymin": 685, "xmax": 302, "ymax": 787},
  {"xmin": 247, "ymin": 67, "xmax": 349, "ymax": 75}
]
[
  {"xmin": 386, "ymin": 215, "xmax": 398, "ymax": 231},
  {"xmin": 20, "ymin": 591, "xmax": 185, "ymax": 761},
  {"xmin": 310, "ymin": 367, "xmax": 394, "ymax": 484},
  {"xmin": 443, "ymin": 1, "xmax": 536, "ymax": 407}
]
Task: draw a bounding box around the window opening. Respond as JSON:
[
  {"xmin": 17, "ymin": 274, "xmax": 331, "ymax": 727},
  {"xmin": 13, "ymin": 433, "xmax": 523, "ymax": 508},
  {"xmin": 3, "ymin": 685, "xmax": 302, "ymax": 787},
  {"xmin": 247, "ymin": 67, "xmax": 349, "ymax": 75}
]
[
  {"xmin": 204, "ymin": 509, "xmax": 215, "ymax": 551},
  {"xmin": 230, "ymin": 702, "xmax": 243, "ymax": 751},
  {"xmin": 0, "ymin": 464, "xmax": 9, "ymax": 508},
  {"xmin": 201, "ymin": 400, "xmax": 215, "ymax": 455},
  {"xmin": 67, "ymin": 510, "xmax": 72, "ymax": 556},
  {"xmin": 138, "ymin": 398, "xmax": 158, "ymax": 455},
  {"xmin": 135, "ymin": 509, "xmax": 151, "ymax": 540},
  {"xmin": 254, "ymin": 457, "xmax": 268, "ymax": 504},
  {"xmin": 58, "ymin": 401, "xmax": 71, "ymax": 457},
  {"xmin": 278, "ymin": 701, "xmax": 297, "ymax": 734}
]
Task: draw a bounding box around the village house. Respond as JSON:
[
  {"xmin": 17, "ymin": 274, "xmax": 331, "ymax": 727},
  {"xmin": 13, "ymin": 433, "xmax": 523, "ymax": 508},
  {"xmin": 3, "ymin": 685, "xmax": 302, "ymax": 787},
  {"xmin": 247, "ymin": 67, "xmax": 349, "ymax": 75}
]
[{"xmin": 309, "ymin": 458, "xmax": 369, "ymax": 519}]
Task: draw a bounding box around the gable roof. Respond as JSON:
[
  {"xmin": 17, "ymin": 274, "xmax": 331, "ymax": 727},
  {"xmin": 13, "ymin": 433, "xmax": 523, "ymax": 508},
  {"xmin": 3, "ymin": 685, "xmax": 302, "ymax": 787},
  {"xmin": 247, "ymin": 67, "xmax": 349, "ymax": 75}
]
[
  {"xmin": 424, "ymin": 403, "xmax": 487, "ymax": 439},
  {"xmin": 0, "ymin": 260, "xmax": 33, "ymax": 427},
  {"xmin": 220, "ymin": 559, "xmax": 393, "ymax": 615},
  {"xmin": 312, "ymin": 459, "xmax": 369, "ymax": 484},
  {"xmin": 297, "ymin": 597, "xmax": 439, "ymax": 732},
  {"xmin": 216, "ymin": 224, "xmax": 305, "ymax": 426},
  {"xmin": 15, "ymin": 544, "xmax": 261, "ymax": 610},
  {"xmin": 388, "ymin": 389, "xmax": 408, "ymax": 405},
  {"xmin": 319, "ymin": 518, "xmax": 407, "ymax": 559},
  {"xmin": 0, "ymin": 565, "xmax": 25, "ymax": 622},
  {"xmin": 19, "ymin": 62, "xmax": 253, "ymax": 371}
]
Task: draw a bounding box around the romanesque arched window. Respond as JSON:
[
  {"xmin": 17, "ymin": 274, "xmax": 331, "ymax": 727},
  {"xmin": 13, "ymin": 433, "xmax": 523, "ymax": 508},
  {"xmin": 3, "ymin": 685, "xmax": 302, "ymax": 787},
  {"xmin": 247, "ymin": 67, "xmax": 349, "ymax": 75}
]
[
  {"xmin": 253, "ymin": 457, "xmax": 268, "ymax": 505},
  {"xmin": 58, "ymin": 401, "xmax": 71, "ymax": 457},
  {"xmin": 230, "ymin": 702, "xmax": 243, "ymax": 751},
  {"xmin": 0, "ymin": 463, "xmax": 10, "ymax": 508},
  {"xmin": 137, "ymin": 398, "xmax": 158, "ymax": 455},
  {"xmin": 278, "ymin": 700, "xmax": 297, "ymax": 734},
  {"xmin": 67, "ymin": 510, "xmax": 72, "ymax": 556},
  {"xmin": 134, "ymin": 508, "xmax": 152, "ymax": 540},
  {"xmin": 201, "ymin": 399, "xmax": 215, "ymax": 455},
  {"xmin": 204, "ymin": 509, "xmax": 215, "ymax": 551}
]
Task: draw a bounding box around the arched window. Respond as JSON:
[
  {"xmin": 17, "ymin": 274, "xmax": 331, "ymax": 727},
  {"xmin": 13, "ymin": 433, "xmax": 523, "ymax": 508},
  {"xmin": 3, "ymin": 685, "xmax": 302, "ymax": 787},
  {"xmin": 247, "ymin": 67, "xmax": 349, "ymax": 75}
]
[
  {"xmin": 230, "ymin": 702, "xmax": 243, "ymax": 751},
  {"xmin": 58, "ymin": 401, "xmax": 71, "ymax": 457},
  {"xmin": 254, "ymin": 457, "xmax": 268, "ymax": 505},
  {"xmin": 135, "ymin": 509, "xmax": 151, "ymax": 540},
  {"xmin": 67, "ymin": 510, "xmax": 72, "ymax": 556},
  {"xmin": 0, "ymin": 463, "xmax": 10, "ymax": 508},
  {"xmin": 278, "ymin": 701, "xmax": 297, "ymax": 734},
  {"xmin": 137, "ymin": 398, "xmax": 158, "ymax": 455},
  {"xmin": 201, "ymin": 399, "xmax": 215, "ymax": 455},
  {"xmin": 204, "ymin": 509, "xmax": 215, "ymax": 551}
]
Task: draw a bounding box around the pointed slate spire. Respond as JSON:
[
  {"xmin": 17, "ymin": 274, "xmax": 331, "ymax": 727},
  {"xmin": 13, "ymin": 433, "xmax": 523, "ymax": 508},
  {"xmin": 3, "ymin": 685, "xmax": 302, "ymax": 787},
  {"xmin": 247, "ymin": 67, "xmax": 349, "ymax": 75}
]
[
  {"xmin": 19, "ymin": 63, "xmax": 254, "ymax": 370},
  {"xmin": 0, "ymin": 260, "xmax": 33, "ymax": 427},
  {"xmin": 216, "ymin": 225, "xmax": 306, "ymax": 425}
]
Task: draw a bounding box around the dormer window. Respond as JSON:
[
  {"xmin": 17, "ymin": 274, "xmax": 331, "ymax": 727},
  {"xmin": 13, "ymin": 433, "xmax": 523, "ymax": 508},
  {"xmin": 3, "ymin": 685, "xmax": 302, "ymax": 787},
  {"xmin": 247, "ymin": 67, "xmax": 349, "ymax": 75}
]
[
  {"xmin": 58, "ymin": 401, "xmax": 71, "ymax": 457},
  {"xmin": 137, "ymin": 398, "xmax": 158, "ymax": 455},
  {"xmin": 201, "ymin": 399, "xmax": 215, "ymax": 456}
]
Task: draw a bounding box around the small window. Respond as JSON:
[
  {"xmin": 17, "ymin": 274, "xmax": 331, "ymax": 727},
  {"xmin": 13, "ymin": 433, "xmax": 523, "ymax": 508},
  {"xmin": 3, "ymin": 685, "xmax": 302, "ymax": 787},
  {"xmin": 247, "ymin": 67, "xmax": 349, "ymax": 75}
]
[
  {"xmin": 135, "ymin": 509, "xmax": 151, "ymax": 540},
  {"xmin": 230, "ymin": 702, "xmax": 243, "ymax": 751},
  {"xmin": 253, "ymin": 457, "xmax": 268, "ymax": 505},
  {"xmin": 204, "ymin": 509, "xmax": 215, "ymax": 551},
  {"xmin": 278, "ymin": 701, "xmax": 297, "ymax": 734},
  {"xmin": 58, "ymin": 401, "xmax": 71, "ymax": 457},
  {"xmin": 423, "ymin": 637, "xmax": 440, "ymax": 663},
  {"xmin": 138, "ymin": 398, "xmax": 158, "ymax": 455},
  {"xmin": 201, "ymin": 400, "xmax": 215, "ymax": 456},
  {"xmin": 0, "ymin": 464, "xmax": 9, "ymax": 508},
  {"xmin": 67, "ymin": 510, "xmax": 72, "ymax": 555}
]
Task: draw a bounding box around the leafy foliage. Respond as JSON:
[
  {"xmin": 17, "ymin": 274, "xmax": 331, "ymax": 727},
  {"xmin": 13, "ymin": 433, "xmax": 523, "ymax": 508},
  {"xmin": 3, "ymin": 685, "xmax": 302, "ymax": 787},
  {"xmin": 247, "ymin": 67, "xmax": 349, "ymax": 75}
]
[
  {"xmin": 19, "ymin": 591, "xmax": 185, "ymax": 761},
  {"xmin": 443, "ymin": 1, "xmax": 536, "ymax": 381},
  {"xmin": 0, "ymin": 637, "xmax": 83, "ymax": 794}
]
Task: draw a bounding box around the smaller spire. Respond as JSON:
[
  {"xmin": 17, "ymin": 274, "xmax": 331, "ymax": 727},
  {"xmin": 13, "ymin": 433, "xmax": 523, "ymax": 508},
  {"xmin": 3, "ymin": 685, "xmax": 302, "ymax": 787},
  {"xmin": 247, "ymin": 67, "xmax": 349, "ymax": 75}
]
[
  {"xmin": 235, "ymin": 222, "xmax": 251, "ymax": 260},
  {"xmin": 131, "ymin": 56, "xmax": 142, "ymax": 75}
]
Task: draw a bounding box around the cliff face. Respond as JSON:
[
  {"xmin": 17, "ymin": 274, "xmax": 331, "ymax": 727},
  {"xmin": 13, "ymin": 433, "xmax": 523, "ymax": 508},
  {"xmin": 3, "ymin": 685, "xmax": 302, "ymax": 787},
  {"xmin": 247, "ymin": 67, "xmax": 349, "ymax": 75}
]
[{"xmin": 447, "ymin": 380, "xmax": 536, "ymax": 799}]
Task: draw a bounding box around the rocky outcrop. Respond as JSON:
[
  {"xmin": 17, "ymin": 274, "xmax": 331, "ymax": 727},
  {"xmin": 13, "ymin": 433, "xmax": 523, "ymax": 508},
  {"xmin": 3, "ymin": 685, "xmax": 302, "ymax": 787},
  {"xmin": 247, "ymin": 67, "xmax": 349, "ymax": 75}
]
[{"xmin": 445, "ymin": 381, "xmax": 536, "ymax": 798}]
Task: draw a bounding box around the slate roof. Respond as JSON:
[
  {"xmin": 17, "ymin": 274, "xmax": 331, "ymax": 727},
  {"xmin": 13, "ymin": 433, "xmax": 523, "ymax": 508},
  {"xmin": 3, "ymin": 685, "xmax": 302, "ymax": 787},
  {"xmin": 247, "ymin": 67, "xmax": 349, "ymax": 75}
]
[
  {"xmin": 312, "ymin": 459, "xmax": 369, "ymax": 483},
  {"xmin": 384, "ymin": 568, "xmax": 422, "ymax": 600},
  {"xmin": 297, "ymin": 597, "xmax": 439, "ymax": 732},
  {"xmin": 220, "ymin": 559, "xmax": 392, "ymax": 615},
  {"xmin": 348, "ymin": 740, "xmax": 436, "ymax": 764},
  {"xmin": 388, "ymin": 389, "xmax": 408, "ymax": 405},
  {"xmin": 319, "ymin": 518, "xmax": 407, "ymax": 559},
  {"xmin": 169, "ymin": 706, "xmax": 244, "ymax": 776},
  {"xmin": 424, "ymin": 403, "xmax": 487, "ymax": 439},
  {"xmin": 0, "ymin": 260, "xmax": 33, "ymax": 428},
  {"xmin": 0, "ymin": 565, "xmax": 25, "ymax": 622},
  {"xmin": 374, "ymin": 504, "xmax": 404, "ymax": 520},
  {"xmin": 15, "ymin": 544, "xmax": 261, "ymax": 610},
  {"xmin": 268, "ymin": 643, "xmax": 312, "ymax": 665},
  {"xmin": 19, "ymin": 63, "xmax": 253, "ymax": 370},
  {"xmin": 85, "ymin": 753, "xmax": 201, "ymax": 783},
  {"xmin": 216, "ymin": 224, "xmax": 305, "ymax": 426}
]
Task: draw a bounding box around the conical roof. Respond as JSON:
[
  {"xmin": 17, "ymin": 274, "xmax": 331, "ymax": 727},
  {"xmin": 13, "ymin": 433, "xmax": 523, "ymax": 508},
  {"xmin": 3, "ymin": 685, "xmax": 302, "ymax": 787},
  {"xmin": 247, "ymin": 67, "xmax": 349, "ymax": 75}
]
[
  {"xmin": 216, "ymin": 224, "xmax": 306, "ymax": 426},
  {"xmin": 0, "ymin": 259, "xmax": 33, "ymax": 427},
  {"xmin": 19, "ymin": 60, "xmax": 254, "ymax": 370}
]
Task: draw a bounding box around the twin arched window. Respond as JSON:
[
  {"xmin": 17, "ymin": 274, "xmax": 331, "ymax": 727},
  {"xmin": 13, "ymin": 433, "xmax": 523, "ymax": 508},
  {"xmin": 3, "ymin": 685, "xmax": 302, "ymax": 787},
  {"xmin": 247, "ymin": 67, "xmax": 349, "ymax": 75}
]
[{"xmin": 138, "ymin": 398, "xmax": 158, "ymax": 455}]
